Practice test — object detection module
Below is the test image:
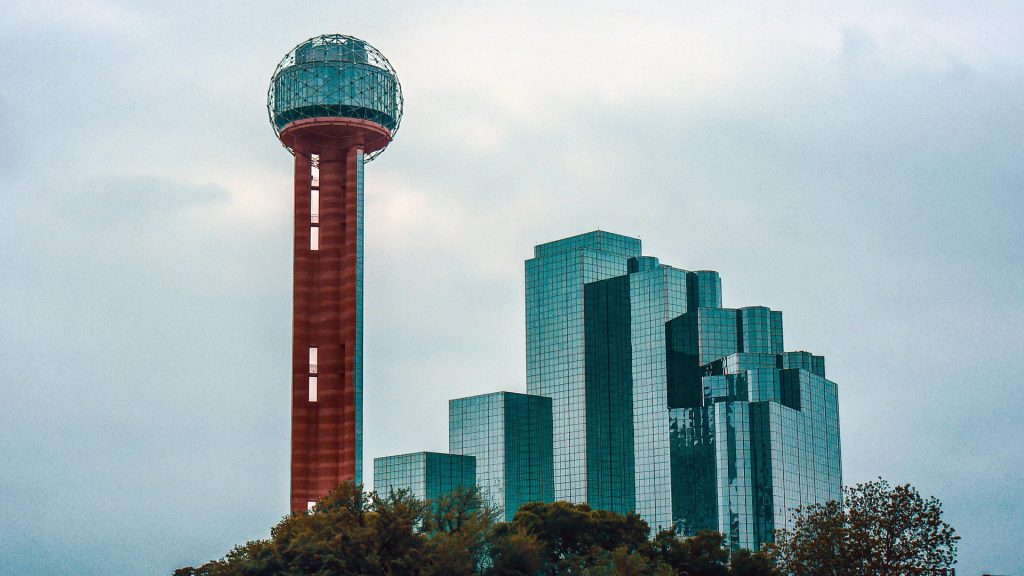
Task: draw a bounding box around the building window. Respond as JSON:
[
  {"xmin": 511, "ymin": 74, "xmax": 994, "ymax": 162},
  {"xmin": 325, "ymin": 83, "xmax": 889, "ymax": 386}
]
[
  {"xmin": 307, "ymin": 500, "xmax": 316, "ymax": 512},
  {"xmin": 310, "ymin": 226, "xmax": 319, "ymax": 251},
  {"xmin": 309, "ymin": 347, "xmax": 318, "ymax": 374},
  {"xmin": 309, "ymin": 376, "xmax": 318, "ymax": 402}
]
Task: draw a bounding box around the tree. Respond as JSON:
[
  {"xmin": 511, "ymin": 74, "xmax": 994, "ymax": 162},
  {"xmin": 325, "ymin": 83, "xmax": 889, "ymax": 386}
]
[
  {"xmin": 176, "ymin": 482, "xmax": 412, "ymax": 576},
  {"xmin": 487, "ymin": 526, "xmax": 545, "ymax": 576},
  {"xmin": 770, "ymin": 499, "xmax": 846, "ymax": 576},
  {"xmin": 257, "ymin": 481, "xmax": 382, "ymax": 575},
  {"xmin": 728, "ymin": 548, "xmax": 776, "ymax": 576},
  {"xmin": 178, "ymin": 482, "xmax": 514, "ymax": 576},
  {"xmin": 651, "ymin": 529, "xmax": 729, "ymax": 576},
  {"xmin": 770, "ymin": 479, "xmax": 959, "ymax": 576},
  {"xmin": 424, "ymin": 485, "xmax": 498, "ymax": 535},
  {"xmin": 369, "ymin": 487, "xmax": 429, "ymax": 576},
  {"xmin": 587, "ymin": 546, "xmax": 668, "ymax": 576},
  {"xmin": 422, "ymin": 487, "xmax": 499, "ymax": 576},
  {"xmin": 186, "ymin": 482, "xmax": 958, "ymax": 576},
  {"xmin": 510, "ymin": 500, "xmax": 596, "ymax": 565},
  {"xmin": 506, "ymin": 500, "xmax": 654, "ymax": 574}
]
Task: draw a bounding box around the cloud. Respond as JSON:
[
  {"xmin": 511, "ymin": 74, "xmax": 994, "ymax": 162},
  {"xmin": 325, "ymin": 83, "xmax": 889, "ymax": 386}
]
[
  {"xmin": 64, "ymin": 175, "xmax": 228, "ymax": 227},
  {"xmin": 0, "ymin": 0, "xmax": 146, "ymax": 35}
]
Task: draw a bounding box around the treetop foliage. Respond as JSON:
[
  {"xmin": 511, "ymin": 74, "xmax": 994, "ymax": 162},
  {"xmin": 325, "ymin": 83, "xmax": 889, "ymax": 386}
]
[
  {"xmin": 177, "ymin": 478, "xmax": 956, "ymax": 576},
  {"xmin": 769, "ymin": 478, "xmax": 959, "ymax": 576}
]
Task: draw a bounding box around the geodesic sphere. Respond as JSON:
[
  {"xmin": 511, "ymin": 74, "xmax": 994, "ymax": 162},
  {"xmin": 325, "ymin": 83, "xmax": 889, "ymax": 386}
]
[{"xmin": 267, "ymin": 34, "xmax": 403, "ymax": 161}]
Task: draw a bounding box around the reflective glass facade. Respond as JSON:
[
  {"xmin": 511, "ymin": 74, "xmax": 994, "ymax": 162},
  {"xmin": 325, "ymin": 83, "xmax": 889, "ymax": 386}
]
[
  {"xmin": 666, "ymin": 301, "xmax": 840, "ymax": 550},
  {"xmin": 449, "ymin": 392, "xmax": 554, "ymax": 521},
  {"xmin": 526, "ymin": 231, "xmax": 842, "ymax": 549},
  {"xmin": 270, "ymin": 36, "xmax": 401, "ymax": 134},
  {"xmin": 373, "ymin": 452, "xmax": 476, "ymax": 504},
  {"xmin": 526, "ymin": 231, "xmax": 641, "ymax": 503},
  {"xmin": 669, "ymin": 355, "xmax": 840, "ymax": 549},
  {"xmin": 584, "ymin": 258, "xmax": 691, "ymax": 527},
  {"xmin": 583, "ymin": 275, "xmax": 637, "ymax": 515}
]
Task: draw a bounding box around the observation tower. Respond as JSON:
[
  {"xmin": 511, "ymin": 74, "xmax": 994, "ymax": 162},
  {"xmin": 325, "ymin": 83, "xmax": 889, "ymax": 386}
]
[{"xmin": 268, "ymin": 34, "xmax": 403, "ymax": 513}]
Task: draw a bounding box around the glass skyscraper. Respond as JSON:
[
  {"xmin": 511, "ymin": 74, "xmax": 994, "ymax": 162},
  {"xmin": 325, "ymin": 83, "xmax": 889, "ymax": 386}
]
[
  {"xmin": 373, "ymin": 452, "xmax": 476, "ymax": 504},
  {"xmin": 525, "ymin": 230, "xmax": 842, "ymax": 547},
  {"xmin": 449, "ymin": 392, "xmax": 554, "ymax": 521},
  {"xmin": 525, "ymin": 232, "xmax": 641, "ymax": 504},
  {"xmin": 382, "ymin": 230, "xmax": 840, "ymax": 551},
  {"xmin": 584, "ymin": 257, "xmax": 723, "ymax": 528},
  {"xmin": 669, "ymin": 350, "xmax": 840, "ymax": 549}
]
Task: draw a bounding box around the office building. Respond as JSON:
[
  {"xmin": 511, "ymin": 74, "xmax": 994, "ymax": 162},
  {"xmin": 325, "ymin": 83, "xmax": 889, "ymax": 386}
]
[
  {"xmin": 584, "ymin": 258, "xmax": 719, "ymax": 527},
  {"xmin": 373, "ymin": 452, "xmax": 476, "ymax": 504},
  {"xmin": 666, "ymin": 307, "xmax": 841, "ymax": 548},
  {"xmin": 526, "ymin": 231, "xmax": 842, "ymax": 547},
  {"xmin": 525, "ymin": 232, "xmax": 641, "ymax": 504},
  {"xmin": 449, "ymin": 392, "xmax": 554, "ymax": 521}
]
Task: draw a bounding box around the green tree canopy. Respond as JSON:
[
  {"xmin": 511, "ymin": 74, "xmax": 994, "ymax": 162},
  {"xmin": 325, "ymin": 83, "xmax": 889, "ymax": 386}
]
[
  {"xmin": 651, "ymin": 529, "xmax": 735, "ymax": 576},
  {"xmin": 500, "ymin": 500, "xmax": 654, "ymax": 574},
  {"xmin": 770, "ymin": 478, "xmax": 959, "ymax": 576},
  {"xmin": 178, "ymin": 479, "xmax": 954, "ymax": 576}
]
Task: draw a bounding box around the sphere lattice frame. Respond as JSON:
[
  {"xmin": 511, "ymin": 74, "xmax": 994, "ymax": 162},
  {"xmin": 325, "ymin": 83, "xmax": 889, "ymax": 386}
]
[{"xmin": 267, "ymin": 34, "xmax": 403, "ymax": 162}]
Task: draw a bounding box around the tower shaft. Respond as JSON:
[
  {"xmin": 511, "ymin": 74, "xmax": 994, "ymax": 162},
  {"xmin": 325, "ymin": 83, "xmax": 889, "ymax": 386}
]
[
  {"xmin": 269, "ymin": 33, "xmax": 401, "ymax": 515},
  {"xmin": 290, "ymin": 143, "xmax": 364, "ymax": 513}
]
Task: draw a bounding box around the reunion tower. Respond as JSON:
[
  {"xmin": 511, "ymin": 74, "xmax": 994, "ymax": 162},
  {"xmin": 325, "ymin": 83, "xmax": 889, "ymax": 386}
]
[{"xmin": 267, "ymin": 34, "xmax": 403, "ymax": 513}]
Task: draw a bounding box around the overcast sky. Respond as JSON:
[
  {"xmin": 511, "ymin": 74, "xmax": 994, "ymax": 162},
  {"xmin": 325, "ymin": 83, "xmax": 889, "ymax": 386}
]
[{"xmin": 1, "ymin": 1, "xmax": 1021, "ymax": 574}]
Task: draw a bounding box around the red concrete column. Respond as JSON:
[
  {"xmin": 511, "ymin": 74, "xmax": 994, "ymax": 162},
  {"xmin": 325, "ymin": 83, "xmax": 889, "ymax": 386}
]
[
  {"xmin": 338, "ymin": 145, "xmax": 360, "ymax": 481},
  {"xmin": 290, "ymin": 150, "xmax": 315, "ymax": 513},
  {"xmin": 289, "ymin": 143, "xmax": 360, "ymax": 513},
  {"xmin": 281, "ymin": 118, "xmax": 386, "ymax": 514}
]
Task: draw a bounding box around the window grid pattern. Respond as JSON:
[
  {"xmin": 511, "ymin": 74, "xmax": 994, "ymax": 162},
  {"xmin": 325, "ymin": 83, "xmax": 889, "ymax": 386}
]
[
  {"xmin": 749, "ymin": 371, "xmax": 841, "ymax": 546},
  {"xmin": 450, "ymin": 392, "xmax": 554, "ymax": 521},
  {"xmin": 739, "ymin": 307, "xmax": 774, "ymax": 354},
  {"xmin": 672, "ymin": 364, "xmax": 841, "ymax": 549},
  {"xmin": 373, "ymin": 452, "xmax": 476, "ymax": 504},
  {"xmin": 626, "ymin": 265, "xmax": 687, "ymax": 530},
  {"xmin": 505, "ymin": 394, "xmax": 554, "ymax": 520},
  {"xmin": 583, "ymin": 276, "xmax": 636, "ymax": 515},
  {"xmin": 526, "ymin": 232, "xmax": 640, "ymax": 503},
  {"xmin": 692, "ymin": 271, "xmax": 723, "ymax": 309},
  {"xmin": 668, "ymin": 406, "xmax": 717, "ymax": 536},
  {"xmin": 269, "ymin": 35, "xmax": 403, "ymax": 149},
  {"xmin": 450, "ymin": 394, "xmax": 505, "ymax": 513},
  {"xmin": 698, "ymin": 308, "xmax": 740, "ymax": 366},
  {"xmin": 715, "ymin": 401, "xmax": 755, "ymax": 549},
  {"xmin": 779, "ymin": 351, "xmax": 827, "ymax": 378},
  {"xmin": 524, "ymin": 232, "xmax": 841, "ymax": 551},
  {"xmin": 770, "ymin": 311, "xmax": 784, "ymax": 354},
  {"xmin": 666, "ymin": 277, "xmax": 840, "ymax": 549}
]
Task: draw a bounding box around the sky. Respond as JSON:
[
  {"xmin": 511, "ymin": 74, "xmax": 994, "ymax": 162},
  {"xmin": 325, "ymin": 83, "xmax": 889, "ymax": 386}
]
[{"xmin": 0, "ymin": 1, "xmax": 1021, "ymax": 574}]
